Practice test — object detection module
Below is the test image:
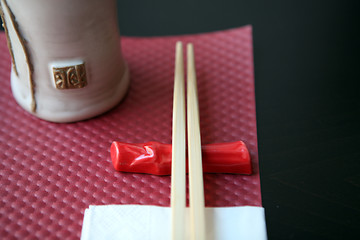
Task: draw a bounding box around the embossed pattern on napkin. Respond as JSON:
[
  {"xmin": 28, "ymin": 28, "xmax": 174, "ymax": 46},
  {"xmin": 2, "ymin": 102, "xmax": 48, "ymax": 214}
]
[{"xmin": 0, "ymin": 26, "xmax": 261, "ymax": 239}]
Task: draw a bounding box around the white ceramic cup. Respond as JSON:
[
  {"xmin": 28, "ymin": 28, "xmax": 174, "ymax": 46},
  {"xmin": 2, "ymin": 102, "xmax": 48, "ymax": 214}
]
[{"xmin": 0, "ymin": 0, "xmax": 129, "ymax": 122}]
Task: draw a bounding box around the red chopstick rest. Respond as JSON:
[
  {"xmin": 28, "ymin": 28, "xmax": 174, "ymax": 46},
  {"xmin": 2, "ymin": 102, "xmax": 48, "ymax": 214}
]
[{"xmin": 110, "ymin": 141, "xmax": 252, "ymax": 175}]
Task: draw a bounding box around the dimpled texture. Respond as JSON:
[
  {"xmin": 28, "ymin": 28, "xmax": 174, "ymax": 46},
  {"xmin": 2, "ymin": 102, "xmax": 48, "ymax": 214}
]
[{"xmin": 0, "ymin": 26, "xmax": 261, "ymax": 239}]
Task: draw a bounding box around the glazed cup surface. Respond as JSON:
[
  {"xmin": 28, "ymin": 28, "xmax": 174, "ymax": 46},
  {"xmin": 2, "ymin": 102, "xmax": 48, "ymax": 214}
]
[{"xmin": 1, "ymin": 0, "xmax": 129, "ymax": 122}]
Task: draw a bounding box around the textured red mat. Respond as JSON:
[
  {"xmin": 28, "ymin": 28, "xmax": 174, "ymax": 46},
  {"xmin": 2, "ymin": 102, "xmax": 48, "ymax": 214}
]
[{"xmin": 0, "ymin": 26, "xmax": 261, "ymax": 239}]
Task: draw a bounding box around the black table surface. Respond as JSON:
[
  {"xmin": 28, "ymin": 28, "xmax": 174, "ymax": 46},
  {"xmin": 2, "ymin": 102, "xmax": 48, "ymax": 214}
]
[{"xmin": 1, "ymin": 0, "xmax": 359, "ymax": 239}]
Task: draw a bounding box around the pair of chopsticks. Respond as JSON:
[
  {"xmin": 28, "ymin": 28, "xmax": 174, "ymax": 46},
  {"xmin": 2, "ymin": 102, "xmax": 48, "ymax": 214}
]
[{"xmin": 171, "ymin": 42, "xmax": 206, "ymax": 240}]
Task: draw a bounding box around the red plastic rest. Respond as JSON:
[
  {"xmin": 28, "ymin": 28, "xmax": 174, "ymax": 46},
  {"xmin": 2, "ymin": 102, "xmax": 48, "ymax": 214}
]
[{"xmin": 110, "ymin": 141, "xmax": 252, "ymax": 175}]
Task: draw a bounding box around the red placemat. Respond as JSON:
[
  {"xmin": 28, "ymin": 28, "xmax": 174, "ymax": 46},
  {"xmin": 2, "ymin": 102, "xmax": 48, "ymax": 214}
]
[{"xmin": 0, "ymin": 26, "xmax": 262, "ymax": 239}]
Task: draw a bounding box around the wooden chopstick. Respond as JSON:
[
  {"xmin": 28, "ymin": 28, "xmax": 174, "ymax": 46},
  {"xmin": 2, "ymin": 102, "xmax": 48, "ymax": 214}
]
[
  {"xmin": 187, "ymin": 43, "xmax": 206, "ymax": 240},
  {"xmin": 171, "ymin": 41, "xmax": 186, "ymax": 240}
]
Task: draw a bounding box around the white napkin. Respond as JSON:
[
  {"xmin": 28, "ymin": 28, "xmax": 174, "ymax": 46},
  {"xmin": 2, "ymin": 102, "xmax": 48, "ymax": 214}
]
[{"xmin": 81, "ymin": 205, "xmax": 267, "ymax": 240}]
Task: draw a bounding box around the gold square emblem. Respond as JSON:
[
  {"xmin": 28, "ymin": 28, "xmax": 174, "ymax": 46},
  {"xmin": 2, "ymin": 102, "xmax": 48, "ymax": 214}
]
[{"xmin": 53, "ymin": 63, "xmax": 87, "ymax": 89}]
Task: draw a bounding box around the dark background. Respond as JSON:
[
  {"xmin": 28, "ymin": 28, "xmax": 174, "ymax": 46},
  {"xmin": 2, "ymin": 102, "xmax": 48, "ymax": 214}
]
[{"xmin": 1, "ymin": 0, "xmax": 359, "ymax": 239}]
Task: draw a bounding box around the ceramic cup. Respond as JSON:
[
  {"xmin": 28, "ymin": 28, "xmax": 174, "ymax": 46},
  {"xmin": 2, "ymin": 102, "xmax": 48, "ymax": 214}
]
[{"xmin": 0, "ymin": 0, "xmax": 129, "ymax": 122}]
